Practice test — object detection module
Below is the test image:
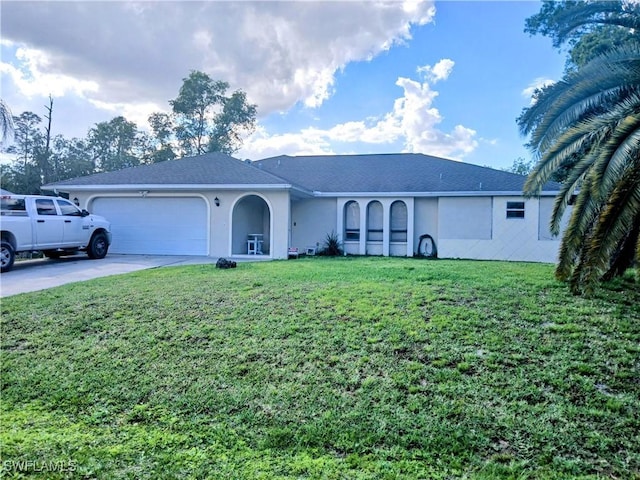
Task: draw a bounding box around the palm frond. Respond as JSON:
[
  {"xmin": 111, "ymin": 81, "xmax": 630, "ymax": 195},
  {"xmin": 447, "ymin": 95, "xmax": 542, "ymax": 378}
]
[
  {"xmin": 555, "ymin": 176, "xmax": 603, "ymax": 280},
  {"xmin": 0, "ymin": 99, "xmax": 14, "ymax": 143},
  {"xmin": 636, "ymin": 228, "xmax": 640, "ymax": 278},
  {"xmin": 519, "ymin": 46, "xmax": 640, "ymax": 153},
  {"xmin": 592, "ymin": 115, "xmax": 640, "ymax": 199},
  {"xmin": 602, "ymin": 224, "xmax": 640, "ymax": 281},
  {"xmin": 534, "ymin": 70, "xmax": 639, "ymax": 155},
  {"xmin": 577, "ymin": 167, "xmax": 640, "ymax": 291},
  {"xmin": 549, "ymin": 163, "xmax": 591, "ymax": 235}
]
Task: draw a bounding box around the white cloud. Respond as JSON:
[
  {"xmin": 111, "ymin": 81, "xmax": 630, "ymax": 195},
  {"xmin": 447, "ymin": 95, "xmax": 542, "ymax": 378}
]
[
  {"xmin": 1, "ymin": 1, "xmax": 436, "ymax": 121},
  {"xmin": 1, "ymin": 47, "xmax": 99, "ymax": 99},
  {"xmin": 1, "ymin": 2, "xmax": 478, "ymax": 161},
  {"xmin": 417, "ymin": 58, "xmax": 455, "ymax": 83},
  {"xmin": 87, "ymin": 100, "xmax": 165, "ymax": 133},
  {"xmin": 237, "ymin": 125, "xmax": 334, "ymax": 159},
  {"xmin": 239, "ymin": 59, "xmax": 478, "ymax": 160}
]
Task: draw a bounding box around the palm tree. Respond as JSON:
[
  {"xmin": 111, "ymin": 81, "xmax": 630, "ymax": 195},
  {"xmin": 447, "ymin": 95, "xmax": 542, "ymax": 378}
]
[
  {"xmin": 0, "ymin": 99, "xmax": 14, "ymax": 143},
  {"xmin": 518, "ymin": 45, "xmax": 640, "ymax": 294},
  {"xmin": 525, "ymin": 1, "xmax": 640, "ymax": 69}
]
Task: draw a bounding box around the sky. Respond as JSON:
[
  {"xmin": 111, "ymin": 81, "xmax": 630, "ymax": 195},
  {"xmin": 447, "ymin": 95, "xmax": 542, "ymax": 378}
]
[{"xmin": 0, "ymin": 0, "xmax": 566, "ymax": 170}]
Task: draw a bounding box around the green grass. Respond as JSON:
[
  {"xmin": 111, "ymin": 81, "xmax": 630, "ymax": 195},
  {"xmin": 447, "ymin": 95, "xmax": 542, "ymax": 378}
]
[{"xmin": 1, "ymin": 257, "xmax": 639, "ymax": 479}]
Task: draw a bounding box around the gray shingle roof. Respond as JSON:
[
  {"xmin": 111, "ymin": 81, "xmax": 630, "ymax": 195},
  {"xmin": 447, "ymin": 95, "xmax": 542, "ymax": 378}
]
[
  {"xmin": 46, "ymin": 153, "xmax": 289, "ymax": 187},
  {"xmin": 254, "ymin": 153, "xmax": 561, "ymax": 193},
  {"xmin": 45, "ymin": 152, "xmax": 561, "ymax": 195}
]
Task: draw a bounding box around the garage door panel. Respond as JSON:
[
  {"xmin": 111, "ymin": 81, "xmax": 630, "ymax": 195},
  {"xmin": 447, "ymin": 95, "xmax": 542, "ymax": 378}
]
[{"xmin": 92, "ymin": 197, "xmax": 208, "ymax": 255}]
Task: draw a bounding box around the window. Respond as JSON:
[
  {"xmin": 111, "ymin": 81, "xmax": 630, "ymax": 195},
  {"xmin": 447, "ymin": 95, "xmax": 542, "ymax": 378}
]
[
  {"xmin": 367, "ymin": 201, "xmax": 383, "ymax": 241},
  {"xmin": 390, "ymin": 201, "xmax": 408, "ymax": 242},
  {"xmin": 57, "ymin": 199, "xmax": 82, "ymax": 216},
  {"xmin": 344, "ymin": 201, "xmax": 360, "ymax": 241},
  {"xmin": 506, "ymin": 201, "xmax": 525, "ymax": 219},
  {"xmin": 1, "ymin": 197, "xmax": 26, "ymax": 215},
  {"xmin": 35, "ymin": 199, "xmax": 58, "ymax": 216}
]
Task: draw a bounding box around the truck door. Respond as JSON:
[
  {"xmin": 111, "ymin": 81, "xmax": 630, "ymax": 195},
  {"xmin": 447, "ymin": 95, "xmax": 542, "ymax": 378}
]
[
  {"xmin": 33, "ymin": 198, "xmax": 64, "ymax": 248},
  {"xmin": 56, "ymin": 198, "xmax": 86, "ymax": 245}
]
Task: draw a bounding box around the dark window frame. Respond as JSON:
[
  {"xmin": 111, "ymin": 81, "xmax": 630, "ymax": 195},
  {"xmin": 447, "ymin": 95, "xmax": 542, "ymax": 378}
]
[
  {"xmin": 56, "ymin": 199, "xmax": 83, "ymax": 216},
  {"xmin": 35, "ymin": 199, "xmax": 58, "ymax": 216},
  {"xmin": 366, "ymin": 201, "xmax": 384, "ymax": 242},
  {"xmin": 345, "ymin": 229, "xmax": 360, "ymax": 241},
  {"xmin": 506, "ymin": 201, "xmax": 525, "ymax": 219},
  {"xmin": 1, "ymin": 197, "xmax": 26, "ymax": 214},
  {"xmin": 390, "ymin": 201, "xmax": 408, "ymax": 242},
  {"xmin": 344, "ymin": 201, "xmax": 360, "ymax": 242}
]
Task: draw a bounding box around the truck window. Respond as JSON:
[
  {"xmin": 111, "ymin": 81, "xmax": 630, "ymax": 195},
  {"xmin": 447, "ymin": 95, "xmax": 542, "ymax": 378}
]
[
  {"xmin": 1, "ymin": 197, "xmax": 26, "ymax": 213},
  {"xmin": 57, "ymin": 199, "xmax": 82, "ymax": 216},
  {"xmin": 35, "ymin": 199, "xmax": 58, "ymax": 216}
]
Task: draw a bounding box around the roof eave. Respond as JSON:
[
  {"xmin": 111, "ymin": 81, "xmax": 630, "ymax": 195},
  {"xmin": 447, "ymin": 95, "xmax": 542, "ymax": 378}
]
[
  {"xmin": 43, "ymin": 183, "xmax": 297, "ymax": 192},
  {"xmin": 312, "ymin": 190, "xmax": 559, "ymax": 197}
]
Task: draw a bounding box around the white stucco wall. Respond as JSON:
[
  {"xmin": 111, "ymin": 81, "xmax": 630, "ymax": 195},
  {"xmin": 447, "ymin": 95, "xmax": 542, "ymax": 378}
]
[
  {"xmin": 439, "ymin": 197, "xmax": 492, "ymax": 240},
  {"xmin": 290, "ymin": 198, "xmax": 337, "ymax": 252},
  {"xmin": 70, "ymin": 188, "xmax": 563, "ymax": 264},
  {"xmin": 224, "ymin": 190, "xmax": 291, "ymax": 260},
  {"xmin": 74, "ymin": 188, "xmax": 291, "ymax": 260},
  {"xmin": 336, "ymin": 197, "xmax": 414, "ymax": 257},
  {"xmin": 538, "ymin": 196, "xmax": 571, "ymax": 241},
  {"xmin": 413, "ymin": 197, "xmax": 439, "ymax": 256},
  {"xmin": 437, "ymin": 196, "xmax": 561, "ymax": 263}
]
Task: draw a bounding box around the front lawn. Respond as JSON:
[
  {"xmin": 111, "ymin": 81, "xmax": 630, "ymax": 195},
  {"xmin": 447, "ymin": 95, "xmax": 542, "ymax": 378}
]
[{"xmin": 1, "ymin": 258, "xmax": 639, "ymax": 479}]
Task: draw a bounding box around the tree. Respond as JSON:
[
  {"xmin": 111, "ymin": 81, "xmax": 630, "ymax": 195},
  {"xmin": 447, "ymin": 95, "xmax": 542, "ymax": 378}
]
[
  {"xmin": 525, "ymin": 0, "xmax": 640, "ymax": 70},
  {"xmin": 569, "ymin": 24, "xmax": 637, "ymax": 69},
  {"xmin": 171, "ymin": 71, "xmax": 228, "ymax": 156},
  {"xmin": 87, "ymin": 116, "xmax": 142, "ymax": 172},
  {"xmin": 505, "ymin": 157, "xmax": 535, "ymax": 176},
  {"xmin": 170, "ymin": 70, "xmax": 256, "ymax": 156},
  {"xmin": 520, "ymin": 1, "xmax": 640, "ymax": 293},
  {"xmin": 4, "ymin": 112, "xmax": 45, "ymax": 194},
  {"xmin": 9, "ymin": 112, "xmax": 43, "ymax": 169},
  {"xmin": 147, "ymin": 112, "xmax": 176, "ymax": 163},
  {"xmin": 518, "ymin": 45, "xmax": 640, "ymax": 294},
  {"xmin": 49, "ymin": 136, "xmax": 94, "ymax": 181},
  {"xmin": 0, "ymin": 161, "xmax": 42, "ymax": 195},
  {"xmin": 209, "ymin": 90, "xmax": 257, "ymax": 155},
  {"xmin": 36, "ymin": 95, "xmax": 54, "ymax": 184}
]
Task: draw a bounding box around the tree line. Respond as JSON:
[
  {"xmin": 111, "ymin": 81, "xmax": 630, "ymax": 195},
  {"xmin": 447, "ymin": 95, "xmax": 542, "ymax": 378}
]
[{"xmin": 0, "ymin": 71, "xmax": 256, "ymax": 194}]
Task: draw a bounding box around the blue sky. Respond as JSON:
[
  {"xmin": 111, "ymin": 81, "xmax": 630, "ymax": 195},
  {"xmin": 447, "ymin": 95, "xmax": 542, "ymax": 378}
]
[{"xmin": 1, "ymin": 1, "xmax": 566, "ymax": 170}]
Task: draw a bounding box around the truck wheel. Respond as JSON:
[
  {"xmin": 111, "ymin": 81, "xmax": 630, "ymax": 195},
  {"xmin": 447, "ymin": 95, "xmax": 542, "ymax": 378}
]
[
  {"xmin": 1, "ymin": 241, "xmax": 15, "ymax": 272},
  {"xmin": 87, "ymin": 232, "xmax": 109, "ymax": 259}
]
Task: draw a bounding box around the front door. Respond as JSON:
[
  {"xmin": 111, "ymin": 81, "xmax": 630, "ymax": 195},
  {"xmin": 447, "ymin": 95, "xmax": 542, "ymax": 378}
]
[{"xmin": 56, "ymin": 198, "xmax": 86, "ymax": 245}]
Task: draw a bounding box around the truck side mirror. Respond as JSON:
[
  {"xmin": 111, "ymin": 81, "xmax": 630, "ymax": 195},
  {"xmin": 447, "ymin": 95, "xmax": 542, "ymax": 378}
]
[{"xmin": 81, "ymin": 209, "xmax": 90, "ymax": 217}]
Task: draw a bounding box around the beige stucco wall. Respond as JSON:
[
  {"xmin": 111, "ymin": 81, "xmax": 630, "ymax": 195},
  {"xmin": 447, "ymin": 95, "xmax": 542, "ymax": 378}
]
[
  {"xmin": 70, "ymin": 189, "xmax": 563, "ymax": 264},
  {"xmin": 72, "ymin": 189, "xmax": 292, "ymax": 260},
  {"xmin": 290, "ymin": 198, "xmax": 337, "ymax": 253},
  {"xmin": 438, "ymin": 197, "xmax": 493, "ymax": 240},
  {"xmin": 413, "ymin": 198, "xmax": 439, "ymax": 255},
  {"xmin": 437, "ymin": 196, "xmax": 562, "ymax": 263},
  {"xmin": 336, "ymin": 197, "xmax": 414, "ymax": 257}
]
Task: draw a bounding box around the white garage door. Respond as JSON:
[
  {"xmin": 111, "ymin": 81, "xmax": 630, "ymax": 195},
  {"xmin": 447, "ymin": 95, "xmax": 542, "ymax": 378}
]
[{"xmin": 92, "ymin": 197, "xmax": 208, "ymax": 255}]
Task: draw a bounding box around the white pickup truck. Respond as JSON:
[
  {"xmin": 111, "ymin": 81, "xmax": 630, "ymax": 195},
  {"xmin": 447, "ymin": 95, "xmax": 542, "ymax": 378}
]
[{"xmin": 0, "ymin": 194, "xmax": 112, "ymax": 272}]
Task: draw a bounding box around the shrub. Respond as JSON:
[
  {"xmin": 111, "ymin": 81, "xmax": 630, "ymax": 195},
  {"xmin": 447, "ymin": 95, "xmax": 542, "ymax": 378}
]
[{"xmin": 318, "ymin": 231, "xmax": 343, "ymax": 256}]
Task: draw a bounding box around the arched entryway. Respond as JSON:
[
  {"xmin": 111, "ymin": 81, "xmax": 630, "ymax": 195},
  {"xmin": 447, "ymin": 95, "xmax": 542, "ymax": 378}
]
[{"xmin": 232, "ymin": 194, "xmax": 271, "ymax": 256}]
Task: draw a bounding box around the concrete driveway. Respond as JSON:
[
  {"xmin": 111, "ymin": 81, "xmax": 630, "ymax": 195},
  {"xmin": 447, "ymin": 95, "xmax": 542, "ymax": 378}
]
[{"xmin": 0, "ymin": 254, "xmax": 220, "ymax": 297}]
